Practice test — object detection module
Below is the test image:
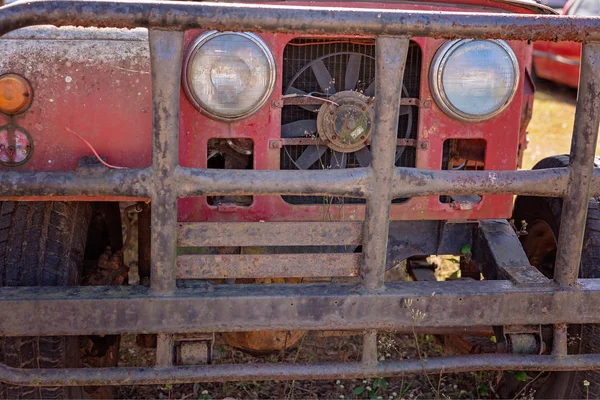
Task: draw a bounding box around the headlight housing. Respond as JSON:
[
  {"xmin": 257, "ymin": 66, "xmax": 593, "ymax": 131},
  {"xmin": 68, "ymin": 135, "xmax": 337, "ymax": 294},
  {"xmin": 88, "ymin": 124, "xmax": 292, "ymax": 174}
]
[
  {"xmin": 430, "ymin": 39, "xmax": 519, "ymax": 122},
  {"xmin": 183, "ymin": 31, "xmax": 276, "ymax": 121}
]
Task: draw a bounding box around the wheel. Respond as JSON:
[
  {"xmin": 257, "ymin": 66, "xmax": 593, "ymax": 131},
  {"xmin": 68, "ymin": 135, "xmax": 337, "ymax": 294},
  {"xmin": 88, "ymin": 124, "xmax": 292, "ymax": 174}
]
[
  {"xmin": 0, "ymin": 201, "xmax": 125, "ymax": 399},
  {"xmin": 510, "ymin": 155, "xmax": 600, "ymax": 399},
  {"xmin": 0, "ymin": 202, "xmax": 91, "ymax": 399}
]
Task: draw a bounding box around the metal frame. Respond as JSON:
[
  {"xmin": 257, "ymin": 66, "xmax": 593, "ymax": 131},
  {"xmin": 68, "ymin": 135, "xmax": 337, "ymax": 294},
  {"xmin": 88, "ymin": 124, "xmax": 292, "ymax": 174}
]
[{"xmin": 1, "ymin": 0, "xmax": 600, "ymax": 385}]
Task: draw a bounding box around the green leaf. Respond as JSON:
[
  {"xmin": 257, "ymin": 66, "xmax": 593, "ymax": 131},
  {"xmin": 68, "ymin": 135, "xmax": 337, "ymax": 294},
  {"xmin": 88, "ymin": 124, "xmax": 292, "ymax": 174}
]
[
  {"xmin": 353, "ymin": 387, "xmax": 366, "ymax": 396},
  {"xmin": 507, "ymin": 370, "xmax": 528, "ymax": 382},
  {"xmin": 514, "ymin": 371, "xmax": 528, "ymax": 382},
  {"xmin": 373, "ymin": 379, "xmax": 380, "ymax": 389},
  {"xmin": 478, "ymin": 384, "xmax": 489, "ymax": 397},
  {"xmin": 461, "ymin": 244, "xmax": 472, "ymax": 255},
  {"xmin": 380, "ymin": 379, "xmax": 388, "ymax": 390},
  {"xmin": 369, "ymin": 392, "xmax": 377, "ymax": 400}
]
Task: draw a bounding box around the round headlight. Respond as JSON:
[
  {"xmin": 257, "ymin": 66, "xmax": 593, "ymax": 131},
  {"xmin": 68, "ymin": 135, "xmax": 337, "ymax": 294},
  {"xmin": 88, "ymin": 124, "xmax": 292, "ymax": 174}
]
[
  {"xmin": 430, "ymin": 39, "xmax": 519, "ymax": 122},
  {"xmin": 183, "ymin": 31, "xmax": 276, "ymax": 121}
]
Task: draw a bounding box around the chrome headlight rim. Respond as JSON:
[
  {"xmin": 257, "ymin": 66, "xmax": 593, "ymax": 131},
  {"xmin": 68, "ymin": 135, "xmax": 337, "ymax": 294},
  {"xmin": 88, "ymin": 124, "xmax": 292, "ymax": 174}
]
[
  {"xmin": 429, "ymin": 39, "xmax": 520, "ymax": 123},
  {"xmin": 182, "ymin": 30, "xmax": 277, "ymax": 121}
]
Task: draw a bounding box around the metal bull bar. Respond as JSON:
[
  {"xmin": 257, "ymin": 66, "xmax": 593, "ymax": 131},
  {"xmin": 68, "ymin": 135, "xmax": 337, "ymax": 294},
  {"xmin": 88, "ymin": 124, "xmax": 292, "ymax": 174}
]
[{"xmin": 2, "ymin": 0, "xmax": 600, "ymax": 385}]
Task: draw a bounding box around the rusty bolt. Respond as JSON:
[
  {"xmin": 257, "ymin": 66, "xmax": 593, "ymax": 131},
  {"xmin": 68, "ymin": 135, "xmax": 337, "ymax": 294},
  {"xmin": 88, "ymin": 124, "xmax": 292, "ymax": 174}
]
[
  {"xmin": 329, "ymin": 109, "xmax": 335, "ymax": 115},
  {"xmin": 419, "ymin": 141, "xmax": 429, "ymax": 150},
  {"xmin": 269, "ymin": 140, "xmax": 283, "ymax": 149},
  {"xmin": 422, "ymin": 100, "xmax": 432, "ymax": 108},
  {"xmin": 332, "ymin": 135, "xmax": 337, "ymax": 140},
  {"xmin": 360, "ymin": 135, "xmax": 365, "ymax": 140},
  {"xmin": 361, "ymin": 106, "xmax": 367, "ymax": 111},
  {"xmin": 21, "ymin": 149, "xmax": 27, "ymax": 155},
  {"xmin": 271, "ymin": 99, "xmax": 284, "ymax": 108}
]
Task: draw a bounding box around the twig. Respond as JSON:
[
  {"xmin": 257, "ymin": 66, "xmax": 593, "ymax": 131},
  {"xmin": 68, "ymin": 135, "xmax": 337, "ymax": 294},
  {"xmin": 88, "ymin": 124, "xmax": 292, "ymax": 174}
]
[
  {"xmin": 512, "ymin": 371, "xmax": 544, "ymax": 400},
  {"xmin": 65, "ymin": 127, "xmax": 128, "ymax": 169}
]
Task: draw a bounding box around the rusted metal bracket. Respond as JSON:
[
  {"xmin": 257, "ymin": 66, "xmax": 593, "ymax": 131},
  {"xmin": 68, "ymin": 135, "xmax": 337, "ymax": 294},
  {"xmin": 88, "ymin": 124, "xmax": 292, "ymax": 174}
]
[
  {"xmin": 473, "ymin": 219, "xmax": 551, "ymax": 285},
  {"xmin": 272, "ymin": 97, "xmax": 429, "ymax": 108}
]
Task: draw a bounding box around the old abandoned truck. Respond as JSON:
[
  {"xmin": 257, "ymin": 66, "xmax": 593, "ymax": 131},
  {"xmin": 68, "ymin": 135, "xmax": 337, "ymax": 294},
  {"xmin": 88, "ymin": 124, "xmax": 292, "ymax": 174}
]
[{"xmin": 1, "ymin": 0, "xmax": 600, "ymax": 398}]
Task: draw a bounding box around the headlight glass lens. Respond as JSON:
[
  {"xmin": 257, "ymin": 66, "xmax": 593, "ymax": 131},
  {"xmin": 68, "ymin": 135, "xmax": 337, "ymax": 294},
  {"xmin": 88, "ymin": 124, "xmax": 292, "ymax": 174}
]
[
  {"xmin": 431, "ymin": 40, "xmax": 519, "ymax": 121},
  {"xmin": 184, "ymin": 31, "xmax": 275, "ymax": 120}
]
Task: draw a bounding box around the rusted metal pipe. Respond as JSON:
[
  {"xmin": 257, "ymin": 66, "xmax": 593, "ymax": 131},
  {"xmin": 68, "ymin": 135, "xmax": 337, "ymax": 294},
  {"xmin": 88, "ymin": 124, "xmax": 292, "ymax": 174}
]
[
  {"xmin": 361, "ymin": 36, "xmax": 409, "ymax": 291},
  {"xmin": 361, "ymin": 330, "xmax": 378, "ymax": 366},
  {"xmin": 0, "ymin": 167, "xmax": 596, "ymax": 200},
  {"xmin": 148, "ymin": 29, "xmax": 183, "ymax": 294},
  {"xmin": 175, "ymin": 166, "xmax": 371, "ymax": 198},
  {"xmin": 3, "ymin": 354, "xmax": 600, "ymax": 386},
  {"xmin": 4, "ymin": 281, "xmax": 600, "ymax": 336},
  {"xmin": 138, "ymin": 202, "xmax": 151, "ymax": 285},
  {"xmin": 4, "ymin": 1, "xmax": 600, "ymax": 43},
  {"xmin": 553, "ymin": 43, "xmax": 600, "ymax": 287},
  {"xmin": 0, "ymin": 168, "xmax": 152, "ymax": 198},
  {"xmin": 552, "ymin": 323, "xmax": 568, "ymax": 357}
]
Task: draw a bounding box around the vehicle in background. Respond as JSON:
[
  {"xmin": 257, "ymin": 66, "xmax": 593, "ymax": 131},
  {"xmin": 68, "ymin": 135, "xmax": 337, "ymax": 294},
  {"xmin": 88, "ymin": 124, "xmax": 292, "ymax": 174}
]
[{"xmin": 533, "ymin": 0, "xmax": 599, "ymax": 87}]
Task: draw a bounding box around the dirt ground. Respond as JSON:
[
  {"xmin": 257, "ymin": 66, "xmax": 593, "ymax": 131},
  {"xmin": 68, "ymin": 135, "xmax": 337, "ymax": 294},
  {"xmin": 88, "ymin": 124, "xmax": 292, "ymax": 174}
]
[{"xmin": 114, "ymin": 78, "xmax": 586, "ymax": 400}]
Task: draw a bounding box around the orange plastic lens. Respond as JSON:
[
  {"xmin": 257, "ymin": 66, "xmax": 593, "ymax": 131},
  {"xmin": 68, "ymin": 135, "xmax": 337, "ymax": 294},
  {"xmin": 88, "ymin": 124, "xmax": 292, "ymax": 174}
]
[{"xmin": 0, "ymin": 74, "xmax": 32, "ymax": 115}]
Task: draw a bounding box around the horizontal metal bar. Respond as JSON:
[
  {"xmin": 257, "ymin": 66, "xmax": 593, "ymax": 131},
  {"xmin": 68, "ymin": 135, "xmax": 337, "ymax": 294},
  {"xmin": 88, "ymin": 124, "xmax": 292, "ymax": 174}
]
[
  {"xmin": 2, "ymin": 354, "xmax": 600, "ymax": 387},
  {"xmin": 0, "ymin": 167, "xmax": 597, "ymax": 200},
  {"xmin": 175, "ymin": 166, "xmax": 371, "ymax": 198},
  {"xmin": 2, "ymin": 280, "xmax": 600, "ymax": 336},
  {"xmin": 176, "ymin": 167, "xmax": 594, "ymax": 198},
  {"xmin": 2, "ymin": 1, "xmax": 599, "ymax": 43},
  {"xmin": 0, "ymin": 168, "xmax": 152, "ymax": 198},
  {"xmin": 177, "ymin": 253, "xmax": 360, "ymax": 279},
  {"xmin": 392, "ymin": 167, "xmax": 576, "ymax": 198},
  {"xmin": 178, "ymin": 222, "xmax": 363, "ymax": 247}
]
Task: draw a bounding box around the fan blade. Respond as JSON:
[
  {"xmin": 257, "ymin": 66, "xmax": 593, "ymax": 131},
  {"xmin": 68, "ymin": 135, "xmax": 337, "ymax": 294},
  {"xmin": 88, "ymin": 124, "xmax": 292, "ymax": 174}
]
[
  {"xmin": 355, "ymin": 147, "xmax": 372, "ymax": 167},
  {"xmin": 295, "ymin": 145, "xmax": 327, "ymax": 170},
  {"xmin": 285, "ymin": 86, "xmax": 319, "ymax": 112},
  {"xmin": 364, "ymin": 81, "xmax": 375, "ymax": 97},
  {"xmin": 399, "ymin": 105, "xmax": 412, "ymax": 116},
  {"xmin": 395, "ymin": 146, "xmax": 407, "ymax": 163},
  {"xmin": 281, "ymin": 120, "xmax": 318, "ymax": 138},
  {"xmin": 345, "ymin": 54, "xmax": 362, "ymax": 91},
  {"xmin": 330, "ymin": 151, "xmax": 347, "ymax": 169},
  {"xmin": 311, "ymin": 60, "xmax": 336, "ymax": 94},
  {"xmin": 285, "ymin": 86, "xmax": 307, "ymax": 96}
]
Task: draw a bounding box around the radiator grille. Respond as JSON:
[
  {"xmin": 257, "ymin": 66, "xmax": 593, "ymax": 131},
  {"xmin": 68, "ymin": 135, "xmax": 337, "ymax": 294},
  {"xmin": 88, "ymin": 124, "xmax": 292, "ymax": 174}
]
[{"xmin": 280, "ymin": 38, "xmax": 422, "ymax": 205}]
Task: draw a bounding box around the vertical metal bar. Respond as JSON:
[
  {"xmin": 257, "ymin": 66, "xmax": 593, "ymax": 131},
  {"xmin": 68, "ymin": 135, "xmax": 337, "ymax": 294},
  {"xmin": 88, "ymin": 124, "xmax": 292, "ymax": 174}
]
[
  {"xmin": 148, "ymin": 29, "xmax": 184, "ymax": 294},
  {"xmin": 361, "ymin": 36, "xmax": 410, "ymax": 290},
  {"xmin": 552, "ymin": 323, "xmax": 568, "ymax": 357},
  {"xmin": 138, "ymin": 202, "xmax": 151, "ymax": 286},
  {"xmin": 554, "ymin": 43, "xmax": 600, "ymax": 287},
  {"xmin": 156, "ymin": 333, "xmax": 175, "ymax": 367},
  {"xmin": 362, "ymin": 330, "xmax": 378, "ymax": 366}
]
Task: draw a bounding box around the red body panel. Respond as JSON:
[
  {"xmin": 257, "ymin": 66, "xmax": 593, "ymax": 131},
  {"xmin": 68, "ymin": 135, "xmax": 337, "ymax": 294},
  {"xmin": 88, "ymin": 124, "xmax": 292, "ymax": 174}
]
[{"xmin": 0, "ymin": 1, "xmax": 537, "ymax": 222}]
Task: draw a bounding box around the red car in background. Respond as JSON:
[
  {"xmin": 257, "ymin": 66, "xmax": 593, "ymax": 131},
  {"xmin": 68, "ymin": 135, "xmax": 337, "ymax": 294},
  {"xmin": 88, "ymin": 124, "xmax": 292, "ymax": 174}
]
[{"xmin": 533, "ymin": 0, "xmax": 598, "ymax": 87}]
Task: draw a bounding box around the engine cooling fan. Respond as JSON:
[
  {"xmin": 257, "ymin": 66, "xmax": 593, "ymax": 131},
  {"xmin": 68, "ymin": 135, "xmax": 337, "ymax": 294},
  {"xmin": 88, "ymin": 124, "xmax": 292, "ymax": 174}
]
[{"xmin": 281, "ymin": 51, "xmax": 414, "ymax": 170}]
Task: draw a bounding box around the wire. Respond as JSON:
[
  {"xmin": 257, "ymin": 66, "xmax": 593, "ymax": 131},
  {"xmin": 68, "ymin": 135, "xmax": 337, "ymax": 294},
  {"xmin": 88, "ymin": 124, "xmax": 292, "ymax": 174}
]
[{"xmin": 65, "ymin": 127, "xmax": 128, "ymax": 169}]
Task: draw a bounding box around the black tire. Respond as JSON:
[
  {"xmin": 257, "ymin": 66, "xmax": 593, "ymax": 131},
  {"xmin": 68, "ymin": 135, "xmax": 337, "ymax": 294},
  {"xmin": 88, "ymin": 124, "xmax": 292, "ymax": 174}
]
[
  {"xmin": 512, "ymin": 155, "xmax": 600, "ymax": 399},
  {"xmin": 0, "ymin": 201, "xmax": 92, "ymax": 399}
]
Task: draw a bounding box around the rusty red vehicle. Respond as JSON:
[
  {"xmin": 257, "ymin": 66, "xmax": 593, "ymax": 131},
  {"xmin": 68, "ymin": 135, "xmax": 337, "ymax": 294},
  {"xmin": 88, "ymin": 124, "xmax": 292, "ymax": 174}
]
[
  {"xmin": 532, "ymin": 0, "xmax": 600, "ymax": 88},
  {"xmin": 1, "ymin": 0, "xmax": 600, "ymax": 398}
]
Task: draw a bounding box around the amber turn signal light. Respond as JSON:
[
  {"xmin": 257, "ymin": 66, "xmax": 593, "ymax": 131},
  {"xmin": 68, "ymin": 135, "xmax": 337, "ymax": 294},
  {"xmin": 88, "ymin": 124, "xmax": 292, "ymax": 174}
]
[{"xmin": 0, "ymin": 74, "xmax": 33, "ymax": 115}]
